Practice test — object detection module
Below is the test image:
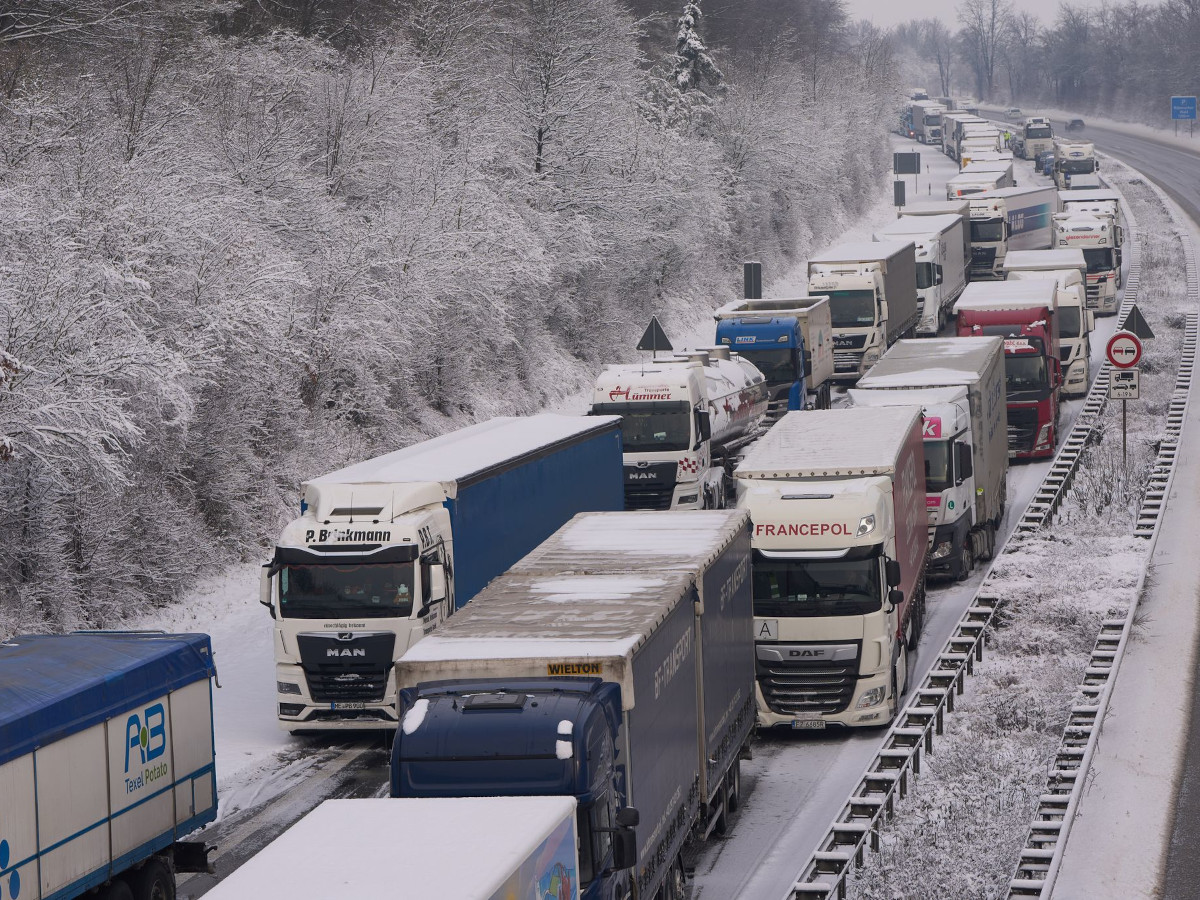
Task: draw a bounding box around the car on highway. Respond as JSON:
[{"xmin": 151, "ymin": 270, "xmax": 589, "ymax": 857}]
[
  {"xmin": 1066, "ymin": 118, "xmax": 1086, "ymax": 132},
  {"xmin": 1036, "ymin": 150, "xmax": 1055, "ymax": 176},
  {"xmin": 1006, "ymin": 107, "xmax": 1023, "ymax": 118}
]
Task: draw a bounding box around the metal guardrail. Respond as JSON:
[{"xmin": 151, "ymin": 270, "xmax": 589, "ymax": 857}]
[
  {"xmin": 781, "ymin": 168, "xmax": 1162, "ymax": 900},
  {"xmin": 1006, "ymin": 183, "xmax": 1199, "ymax": 898}
]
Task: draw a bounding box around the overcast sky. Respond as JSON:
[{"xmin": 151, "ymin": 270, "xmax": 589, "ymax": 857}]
[{"xmin": 842, "ymin": 0, "xmax": 1058, "ymax": 29}]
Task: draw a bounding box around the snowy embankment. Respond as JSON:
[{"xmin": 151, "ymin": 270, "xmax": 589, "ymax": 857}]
[{"xmin": 846, "ymin": 162, "xmax": 1196, "ymax": 898}]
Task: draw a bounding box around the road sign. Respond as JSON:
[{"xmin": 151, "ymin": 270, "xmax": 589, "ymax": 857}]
[
  {"xmin": 894, "ymin": 180, "xmax": 906, "ymax": 207},
  {"xmin": 637, "ymin": 316, "xmax": 673, "ymax": 353},
  {"xmin": 1123, "ymin": 304, "xmax": 1155, "ymax": 339},
  {"xmin": 1171, "ymin": 96, "xmax": 1197, "ymax": 120},
  {"xmin": 893, "ymin": 152, "xmax": 921, "ymax": 175},
  {"xmin": 1106, "ymin": 331, "xmax": 1143, "ymax": 368},
  {"xmin": 1109, "ymin": 368, "xmax": 1140, "ymax": 399}
]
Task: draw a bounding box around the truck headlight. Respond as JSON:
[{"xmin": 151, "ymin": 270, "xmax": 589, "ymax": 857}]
[
  {"xmin": 677, "ymin": 493, "xmax": 699, "ymax": 506},
  {"xmin": 279, "ymin": 703, "xmax": 305, "ymax": 717},
  {"xmin": 1035, "ymin": 424, "xmax": 1052, "ymax": 449},
  {"xmin": 856, "ymin": 515, "xmax": 876, "ymax": 537},
  {"xmin": 277, "ymin": 681, "xmax": 302, "ymax": 695},
  {"xmin": 930, "ymin": 540, "xmax": 952, "ymax": 560},
  {"xmin": 856, "ymin": 686, "xmax": 887, "ymax": 709}
]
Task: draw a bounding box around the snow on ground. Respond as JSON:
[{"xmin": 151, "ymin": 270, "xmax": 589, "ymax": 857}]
[{"xmin": 986, "ymin": 103, "xmax": 1200, "ymax": 156}]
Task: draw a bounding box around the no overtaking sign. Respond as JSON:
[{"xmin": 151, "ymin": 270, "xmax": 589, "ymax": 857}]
[{"xmin": 1106, "ymin": 331, "xmax": 1143, "ymax": 368}]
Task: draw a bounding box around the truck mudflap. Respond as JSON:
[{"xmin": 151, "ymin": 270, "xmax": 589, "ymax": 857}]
[{"xmin": 173, "ymin": 840, "xmax": 215, "ymax": 874}]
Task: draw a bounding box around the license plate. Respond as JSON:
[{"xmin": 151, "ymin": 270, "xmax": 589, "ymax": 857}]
[
  {"xmin": 792, "ymin": 719, "xmax": 826, "ymax": 730},
  {"xmin": 332, "ymin": 702, "xmax": 366, "ymax": 710}
]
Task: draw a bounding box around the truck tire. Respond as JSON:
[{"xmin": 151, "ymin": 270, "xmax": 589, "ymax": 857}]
[
  {"xmin": 727, "ymin": 758, "xmax": 742, "ymax": 812},
  {"xmin": 954, "ymin": 540, "xmax": 972, "ymax": 581},
  {"xmin": 662, "ymin": 858, "xmax": 687, "ymax": 900},
  {"xmin": 980, "ymin": 521, "xmax": 997, "ymax": 561},
  {"xmin": 127, "ymin": 859, "xmax": 174, "ymax": 900},
  {"xmin": 98, "ymin": 879, "xmax": 135, "ymax": 900}
]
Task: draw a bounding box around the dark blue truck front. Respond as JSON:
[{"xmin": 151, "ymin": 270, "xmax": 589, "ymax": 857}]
[
  {"xmin": 715, "ymin": 316, "xmax": 807, "ymax": 420},
  {"xmin": 391, "ymin": 678, "xmax": 635, "ymax": 900}
]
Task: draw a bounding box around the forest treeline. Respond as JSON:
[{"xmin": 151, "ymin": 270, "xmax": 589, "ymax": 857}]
[
  {"xmin": 898, "ymin": 0, "xmax": 1200, "ymax": 115},
  {"xmin": 0, "ymin": 0, "xmax": 898, "ymax": 632}
]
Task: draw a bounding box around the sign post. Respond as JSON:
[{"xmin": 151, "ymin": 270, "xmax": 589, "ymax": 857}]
[
  {"xmin": 1106, "ymin": 331, "xmax": 1144, "ymax": 464},
  {"xmin": 893, "ymin": 152, "xmax": 921, "ymax": 198},
  {"xmin": 1171, "ymin": 95, "xmax": 1197, "ymax": 137}
]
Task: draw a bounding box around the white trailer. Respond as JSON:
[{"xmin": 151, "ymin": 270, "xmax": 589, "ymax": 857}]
[
  {"xmin": 592, "ymin": 351, "xmax": 767, "ymax": 510},
  {"xmin": 1053, "ymin": 211, "xmax": 1124, "ymax": 314},
  {"xmin": 967, "ymin": 186, "xmax": 1059, "ymax": 279},
  {"xmin": 1053, "ymin": 139, "xmax": 1098, "ymax": 189},
  {"xmin": 947, "ymin": 169, "xmax": 1008, "ymax": 199},
  {"xmin": 874, "ymin": 213, "xmax": 968, "ymax": 336},
  {"xmin": 853, "ymin": 336, "xmax": 1009, "ymax": 580},
  {"xmin": 202, "ymin": 797, "xmax": 581, "ymax": 900}
]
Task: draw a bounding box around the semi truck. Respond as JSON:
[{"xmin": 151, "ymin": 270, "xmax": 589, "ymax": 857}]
[
  {"xmin": 807, "ymin": 241, "xmax": 920, "ymax": 379},
  {"xmin": 1003, "ymin": 248, "xmax": 1094, "ymax": 396},
  {"xmin": 262, "ymin": 414, "xmax": 624, "ymax": 732},
  {"xmin": 954, "ymin": 280, "xmax": 1062, "ymax": 460},
  {"xmin": 967, "ymin": 185, "xmax": 1058, "ymax": 279},
  {"xmin": 900, "ymin": 200, "xmax": 973, "ymax": 261},
  {"xmin": 734, "ymin": 406, "xmax": 929, "ymax": 730},
  {"xmin": 591, "ymin": 349, "xmax": 767, "ymax": 511},
  {"xmin": 1053, "ymin": 211, "xmax": 1123, "ymax": 314},
  {"xmin": 942, "ymin": 113, "xmax": 988, "ymax": 160},
  {"xmin": 713, "ymin": 296, "xmax": 835, "ymax": 417},
  {"xmin": 874, "ymin": 213, "xmax": 968, "ymax": 336},
  {"xmin": 852, "ymin": 336, "xmax": 1009, "ymax": 581},
  {"xmin": 0, "ymin": 632, "xmax": 218, "ymax": 900},
  {"xmin": 201, "ymin": 797, "xmax": 589, "ymax": 900},
  {"xmin": 1014, "ymin": 116, "xmax": 1054, "ymax": 160},
  {"xmin": 1052, "ymin": 139, "xmax": 1098, "ymax": 190},
  {"xmin": 947, "ymin": 168, "xmax": 1009, "ymax": 199},
  {"xmin": 911, "ymin": 99, "xmax": 945, "ymax": 144},
  {"xmin": 392, "ymin": 509, "xmax": 755, "ymax": 900}
]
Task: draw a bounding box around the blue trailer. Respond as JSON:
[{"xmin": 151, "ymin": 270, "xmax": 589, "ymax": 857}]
[
  {"xmin": 264, "ymin": 414, "xmax": 626, "ymax": 731},
  {"xmin": 392, "ymin": 510, "xmax": 754, "ymax": 900},
  {"xmin": 0, "ymin": 632, "xmax": 218, "ymax": 900},
  {"xmin": 713, "ymin": 297, "xmax": 835, "ymax": 418}
]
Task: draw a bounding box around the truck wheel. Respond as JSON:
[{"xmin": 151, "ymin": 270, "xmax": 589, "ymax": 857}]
[
  {"xmin": 727, "ymin": 759, "xmax": 742, "ymax": 812},
  {"xmin": 98, "ymin": 880, "xmax": 135, "ymax": 900},
  {"xmin": 954, "ymin": 541, "xmax": 973, "ymax": 581},
  {"xmin": 663, "ymin": 858, "xmax": 687, "ymax": 900},
  {"xmin": 981, "ymin": 522, "xmax": 997, "ymax": 561},
  {"xmin": 126, "ymin": 859, "xmax": 174, "ymax": 900}
]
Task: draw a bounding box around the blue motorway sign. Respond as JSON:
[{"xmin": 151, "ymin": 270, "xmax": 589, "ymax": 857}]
[{"xmin": 1171, "ymin": 96, "xmax": 1197, "ymax": 120}]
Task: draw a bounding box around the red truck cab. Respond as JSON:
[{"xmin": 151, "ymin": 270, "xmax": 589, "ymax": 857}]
[{"xmin": 954, "ymin": 281, "xmax": 1062, "ymax": 460}]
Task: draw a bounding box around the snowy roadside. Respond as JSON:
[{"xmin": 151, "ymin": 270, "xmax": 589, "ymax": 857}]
[
  {"xmin": 984, "ymin": 103, "xmax": 1200, "ymax": 157},
  {"xmin": 842, "ymin": 158, "xmax": 1197, "ymax": 898}
]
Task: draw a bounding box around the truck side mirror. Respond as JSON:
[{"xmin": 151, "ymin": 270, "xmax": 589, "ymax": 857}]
[
  {"xmin": 1086, "ymin": 311, "xmax": 1095, "ymax": 332},
  {"xmin": 696, "ymin": 409, "xmax": 712, "ymax": 445},
  {"xmin": 611, "ymin": 828, "xmax": 638, "ymax": 871},
  {"xmin": 955, "ymin": 441, "xmax": 973, "ymax": 483},
  {"xmin": 888, "ymin": 589, "xmax": 904, "ymax": 610},
  {"xmin": 885, "ymin": 559, "xmax": 902, "ymax": 588},
  {"xmin": 616, "ymin": 806, "xmax": 640, "ymax": 828},
  {"xmin": 259, "ymin": 564, "xmax": 276, "ymax": 619},
  {"xmin": 428, "ymin": 564, "xmax": 448, "ymax": 602}
]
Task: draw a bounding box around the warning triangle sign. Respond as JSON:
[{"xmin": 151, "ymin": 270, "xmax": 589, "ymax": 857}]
[
  {"xmin": 1122, "ymin": 305, "xmax": 1155, "ymax": 340},
  {"xmin": 637, "ymin": 316, "xmax": 674, "ymax": 353}
]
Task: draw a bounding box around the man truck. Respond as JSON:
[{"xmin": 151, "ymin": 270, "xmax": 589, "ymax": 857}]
[
  {"xmin": 0, "ymin": 632, "xmax": 218, "ymax": 900},
  {"xmin": 874, "ymin": 213, "xmax": 968, "ymax": 336},
  {"xmin": 807, "ymin": 241, "xmax": 920, "ymax": 379},
  {"xmin": 713, "ymin": 296, "xmax": 835, "ymax": 417},
  {"xmin": 591, "ymin": 349, "xmax": 767, "ymax": 510},
  {"xmin": 262, "ymin": 414, "xmax": 624, "ymax": 732},
  {"xmin": 734, "ymin": 406, "xmax": 929, "ymax": 729},
  {"xmin": 392, "ymin": 509, "xmax": 755, "ymax": 900},
  {"xmin": 852, "ymin": 337, "xmax": 1009, "ymax": 581},
  {"xmin": 201, "ymin": 797, "xmax": 589, "ymax": 900},
  {"xmin": 954, "ymin": 280, "xmax": 1062, "ymax": 460},
  {"xmin": 967, "ymin": 185, "xmax": 1058, "ymax": 279}
]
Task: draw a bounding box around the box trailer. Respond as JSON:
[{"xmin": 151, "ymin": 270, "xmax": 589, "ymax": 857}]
[
  {"xmin": 875, "ymin": 213, "xmax": 968, "ymax": 336},
  {"xmin": 0, "ymin": 632, "xmax": 218, "ymax": 900}
]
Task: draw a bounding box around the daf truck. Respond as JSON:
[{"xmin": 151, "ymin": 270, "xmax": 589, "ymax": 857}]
[
  {"xmin": 1052, "ymin": 139, "xmax": 1098, "ymax": 190},
  {"xmin": 967, "ymin": 185, "xmax": 1058, "ymax": 279},
  {"xmin": 393, "ymin": 509, "xmax": 755, "ymax": 900},
  {"xmin": 591, "ymin": 349, "xmax": 767, "ymax": 510},
  {"xmin": 852, "ymin": 337, "xmax": 1009, "ymax": 581},
  {"xmin": 1054, "ymin": 211, "xmax": 1123, "ymax": 314},
  {"xmin": 202, "ymin": 797, "xmax": 589, "ymax": 900},
  {"xmin": 713, "ymin": 296, "xmax": 835, "ymax": 418},
  {"xmin": 0, "ymin": 632, "xmax": 218, "ymax": 900},
  {"xmin": 874, "ymin": 214, "xmax": 968, "ymax": 336},
  {"xmin": 1003, "ymin": 248, "xmax": 1094, "ymax": 396},
  {"xmin": 954, "ymin": 280, "xmax": 1062, "ymax": 460},
  {"xmin": 262, "ymin": 414, "xmax": 624, "ymax": 732},
  {"xmin": 807, "ymin": 241, "xmax": 920, "ymax": 379},
  {"xmin": 735, "ymin": 406, "xmax": 929, "ymax": 729}
]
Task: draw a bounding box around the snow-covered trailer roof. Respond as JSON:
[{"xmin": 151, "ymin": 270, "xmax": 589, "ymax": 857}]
[
  {"xmin": 809, "ymin": 240, "xmax": 914, "ymax": 267},
  {"xmin": 202, "ymin": 797, "xmax": 577, "ymax": 899},
  {"xmin": 856, "ymin": 337, "xmax": 1002, "ymax": 388},
  {"xmin": 876, "ymin": 214, "xmax": 961, "ymax": 239},
  {"xmin": 511, "ymin": 510, "xmax": 748, "ymax": 577},
  {"xmin": 307, "ymin": 414, "xmax": 620, "ymax": 492},
  {"xmin": 955, "ymin": 280, "xmax": 1057, "ymax": 311},
  {"xmin": 0, "ymin": 633, "xmax": 215, "ymax": 767},
  {"xmin": 735, "ymin": 406, "xmax": 922, "ymax": 479},
  {"xmin": 1003, "ymin": 249, "xmax": 1087, "ymax": 271}
]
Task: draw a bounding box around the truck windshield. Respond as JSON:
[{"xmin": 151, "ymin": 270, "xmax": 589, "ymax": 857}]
[
  {"xmin": 924, "ymin": 439, "xmax": 953, "ymax": 493},
  {"xmin": 970, "ymin": 220, "xmax": 1004, "ymax": 243},
  {"xmin": 1082, "ymin": 248, "xmax": 1116, "ymax": 273},
  {"xmin": 924, "ymin": 114, "xmax": 942, "ymax": 126},
  {"xmin": 1061, "ymin": 158, "xmax": 1096, "ymax": 174},
  {"xmin": 1059, "ymin": 306, "xmax": 1081, "ymax": 338},
  {"xmin": 916, "ymin": 262, "xmax": 936, "ymax": 290},
  {"xmin": 1004, "ymin": 354, "xmax": 1049, "ymax": 398},
  {"xmin": 741, "ymin": 348, "xmax": 797, "ymax": 386},
  {"xmin": 279, "ymin": 562, "xmax": 415, "ymax": 619},
  {"xmin": 826, "ymin": 290, "xmax": 877, "ymax": 328},
  {"xmin": 591, "ymin": 401, "xmax": 692, "ymax": 453},
  {"xmin": 752, "ymin": 548, "xmax": 882, "ymax": 617},
  {"xmin": 1026, "ymin": 126, "xmax": 1052, "ymax": 138}
]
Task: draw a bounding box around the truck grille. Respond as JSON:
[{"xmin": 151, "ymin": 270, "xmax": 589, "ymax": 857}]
[
  {"xmin": 766, "ymin": 397, "xmax": 791, "ymax": 422},
  {"xmin": 297, "ymin": 633, "xmax": 394, "ymax": 703},
  {"xmin": 1060, "ymin": 346, "xmax": 1073, "ymax": 362},
  {"xmin": 833, "ymin": 351, "xmax": 861, "ymax": 374},
  {"xmin": 1085, "ymin": 283, "xmax": 1100, "ymax": 306},
  {"xmin": 1007, "ymin": 407, "xmax": 1039, "ymax": 455},
  {"xmin": 624, "ymin": 484, "xmax": 674, "ymax": 510},
  {"xmin": 305, "ymin": 662, "xmax": 389, "ymax": 702},
  {"xmin": 756, "ymin": 650, "xmax": 859, "ymax": 716}
]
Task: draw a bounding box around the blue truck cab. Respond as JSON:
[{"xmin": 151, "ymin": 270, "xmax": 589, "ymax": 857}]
[{"xmin": 392, "ymin": 678, "xmax": 635, "ymax": 900}]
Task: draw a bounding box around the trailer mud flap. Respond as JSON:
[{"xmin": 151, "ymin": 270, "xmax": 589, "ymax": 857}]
[{"xmin": 173, "ymin": 840, "xmax": 214, "ymax": 874}]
